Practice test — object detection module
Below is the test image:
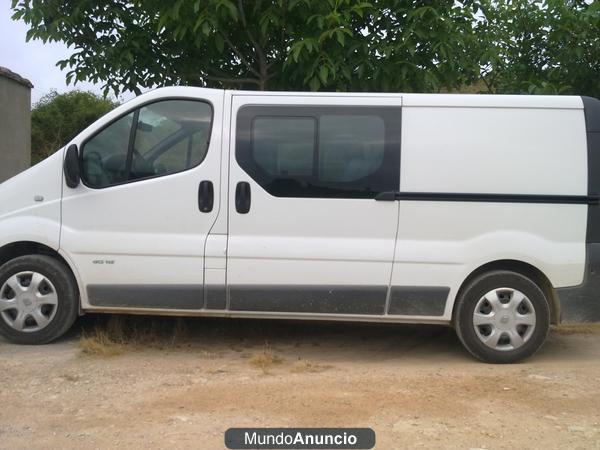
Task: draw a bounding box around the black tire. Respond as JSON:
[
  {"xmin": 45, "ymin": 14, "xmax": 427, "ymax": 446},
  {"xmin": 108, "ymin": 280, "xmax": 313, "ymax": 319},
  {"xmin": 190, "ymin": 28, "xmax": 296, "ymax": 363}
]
[
  {"xmin": 454, "ymin": 270, "xmax": 550, "ymax": 363},
  {"xmin": 0, "ymin": 255, "xmax": 79, "ymax": 344}
]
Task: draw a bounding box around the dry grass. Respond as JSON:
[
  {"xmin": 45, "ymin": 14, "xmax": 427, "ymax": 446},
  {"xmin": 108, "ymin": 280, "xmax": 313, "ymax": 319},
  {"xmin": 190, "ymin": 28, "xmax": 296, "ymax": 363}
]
[
  {"xmin": 249, "ymin": 342, "xmax": 284, "ymax": 374},
  {"xmin": 199, "ymin": 350, "xmax": 221, "ymax": 359},
  {"xmin": 79, "ymin": 330, "xmax": 126, "ymax": 356},
  {"xmin": 290, "ymin": 359, "xmax": 332, "ymax": 373},
  {"xmin": 79, "ymin": 315, "xmax": 188, "ymax": 356},
  {"xmin": 552, "ymin": 323, "xmax": 600, "ymax": 336}
]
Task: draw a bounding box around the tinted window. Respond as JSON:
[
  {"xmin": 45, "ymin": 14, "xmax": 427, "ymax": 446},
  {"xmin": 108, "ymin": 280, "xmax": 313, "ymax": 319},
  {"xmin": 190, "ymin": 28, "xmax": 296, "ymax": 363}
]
[
  {"xmin": 81, "ymin": 100, "xmax": 212, "ymax": 188},
  {"xmin": 236, "ymin": 106, "xmax": 400, "ymax": 198},
  {"xmin": 252, "ymin": 117, "xmax": 315, "ymax": 177},
  {"xmin": 319, "ymin": 115, "xmax": 385, "ymax": 182}
]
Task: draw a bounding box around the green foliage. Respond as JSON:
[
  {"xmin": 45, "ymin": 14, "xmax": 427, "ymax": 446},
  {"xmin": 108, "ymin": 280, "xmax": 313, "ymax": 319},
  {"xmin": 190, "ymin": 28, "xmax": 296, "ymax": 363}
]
[
  {"xmin": 478, "ymin": 0, "xmax": 600, "ymax": 97},
  {"xmin": 10, "ymin": 0, "xmax": 484, "ymax": 94},
  {"xmin": 285, "ymin": 0, "xmax": 484, "ymax": 93},
  {"xmin": 31, "ymin": 90, "xmax": 118, "ymax": 164},
  {"xmin": 10, "ymin": 0, "xmax": 600, "ymax": 97}
]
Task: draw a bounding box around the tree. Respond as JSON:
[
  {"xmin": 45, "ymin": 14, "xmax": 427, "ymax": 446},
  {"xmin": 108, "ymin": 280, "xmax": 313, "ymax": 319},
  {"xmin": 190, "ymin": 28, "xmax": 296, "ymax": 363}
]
[
  {"xmin": 11, "ymin": 0, "xmax": 484, "ymax": 95},
  {"xmin": 12, "ymin": 1, "xmax": 598, "ymax": 97},
  {"xmin": 477, "ymin": 0, "xmax": 600, "ymax": 96},
  {"xmin": 31, "ymin": 90, "xmax": 118, "ymax": 164}
]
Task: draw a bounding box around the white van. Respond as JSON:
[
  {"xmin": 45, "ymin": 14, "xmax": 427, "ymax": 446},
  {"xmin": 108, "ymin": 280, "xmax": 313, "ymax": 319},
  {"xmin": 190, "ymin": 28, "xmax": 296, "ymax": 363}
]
[{"xmin": 0, "ymin": 87, "xmax": 598, "ymax": 362}]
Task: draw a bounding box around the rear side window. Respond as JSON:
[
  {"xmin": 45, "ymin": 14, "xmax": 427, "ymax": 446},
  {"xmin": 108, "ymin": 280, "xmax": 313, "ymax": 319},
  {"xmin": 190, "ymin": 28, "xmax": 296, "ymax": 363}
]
[
  {"xmin": 252, "ymin": 117, "xmax": 316, "ymax": 177},
  {"xmin": 81, "ymin": 100, "xmax": 212, "ymax": 188},
  {"xmin": 236, "ymin": 105, "xmax": 400, "ymax": 198},
  {"xmin": 318, "ymin": 115, "xmax": 385, "ymax": 183}
]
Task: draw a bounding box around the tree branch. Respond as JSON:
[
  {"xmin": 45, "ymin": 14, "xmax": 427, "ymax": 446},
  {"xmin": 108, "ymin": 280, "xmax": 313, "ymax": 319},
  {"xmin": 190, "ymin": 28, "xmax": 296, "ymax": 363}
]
[
  {"xmin": 217, "ymin": 30, "xmax": 261, "ymax": 78},
  {"xmin": 480, "ymin": 65, "xmax": 494, "ymax": 93},
  {"xmin": 281, "ymin": 0, "xmax": 288, "ymax": 59},
  {"xmin": 237, "ymin": 0, "xmax": 269, "ymax": 88}
]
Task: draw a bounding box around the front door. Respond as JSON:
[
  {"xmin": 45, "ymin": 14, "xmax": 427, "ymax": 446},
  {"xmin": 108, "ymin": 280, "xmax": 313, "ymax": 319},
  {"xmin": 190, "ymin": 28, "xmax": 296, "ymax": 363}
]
[
  {"xmin": 61, "ymin": 90, "xmax": 224, "ymax": 310},
  {"xmin": 227, "ymin": 94, "xmax": 402, "ymax": 316}
]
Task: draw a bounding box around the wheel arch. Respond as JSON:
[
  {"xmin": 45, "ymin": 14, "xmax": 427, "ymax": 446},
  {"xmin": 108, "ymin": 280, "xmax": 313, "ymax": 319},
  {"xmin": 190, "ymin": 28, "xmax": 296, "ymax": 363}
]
[
  {"xmin": 0, "ymin": 241, "xmax": 81, "ymax": 309},
  {"xmin": 453, "ymin": 259, "xmax": 560, "ymax": 325}
]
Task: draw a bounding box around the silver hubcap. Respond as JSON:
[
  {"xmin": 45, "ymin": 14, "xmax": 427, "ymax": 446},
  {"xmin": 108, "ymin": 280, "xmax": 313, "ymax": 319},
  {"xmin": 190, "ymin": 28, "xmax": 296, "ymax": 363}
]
[
  {"xmin": 0, "ymin": 272, "xmax": 58, "ymax": 332},
  {"xmin": 473, "ymin": 288, "xmax": 536, "ymax": 351}
]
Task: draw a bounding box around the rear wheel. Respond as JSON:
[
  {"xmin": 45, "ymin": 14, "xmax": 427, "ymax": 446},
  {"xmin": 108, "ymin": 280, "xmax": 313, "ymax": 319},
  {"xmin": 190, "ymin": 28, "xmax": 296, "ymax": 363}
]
[
  {"xmin": 454, "ymin": 270, "xmax": 550, "ymax": 363},
  {"xmin": 0, "ymin": 255, "xmax": 79, "ymax": 344}
]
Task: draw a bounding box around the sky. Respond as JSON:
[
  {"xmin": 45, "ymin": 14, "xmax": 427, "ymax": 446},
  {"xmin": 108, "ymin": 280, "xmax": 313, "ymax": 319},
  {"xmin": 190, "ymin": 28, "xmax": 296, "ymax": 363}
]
[{"xmin": 0, "ymin": 4, "xmax": 133, "ymax": 105}]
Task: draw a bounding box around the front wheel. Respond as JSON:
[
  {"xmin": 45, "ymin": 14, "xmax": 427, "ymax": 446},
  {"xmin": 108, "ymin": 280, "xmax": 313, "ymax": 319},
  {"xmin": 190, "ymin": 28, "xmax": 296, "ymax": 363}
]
[
  {"xmin": 454, "ymin": 270, "xmax": 550, "ymax": 363},
  {"xmin": 0, "ymin": 255, "xmax": 79, "ymax": 344}
]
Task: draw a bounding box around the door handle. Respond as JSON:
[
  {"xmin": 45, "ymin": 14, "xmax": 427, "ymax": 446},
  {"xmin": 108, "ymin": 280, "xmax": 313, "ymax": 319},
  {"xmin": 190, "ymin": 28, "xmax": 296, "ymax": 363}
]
[
  {"xmin": 198, "ymin": 180, "xmax": 214, "ymax": 212},
  {"xmin": 235, "ymin": 181, "xmax": 251, "ymax": 214}
]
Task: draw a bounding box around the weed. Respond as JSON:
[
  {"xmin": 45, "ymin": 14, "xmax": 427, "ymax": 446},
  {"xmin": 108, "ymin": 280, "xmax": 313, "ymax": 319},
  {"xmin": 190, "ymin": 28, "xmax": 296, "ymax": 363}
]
[
  {"xmin": 249, "ymin": 342, "xmax": 283, "ymax": 374},
  {"xmin": 79, "ymin": 315, "xmax": 189, "ymax": 356},
  {"xmin": 290, "ymin": 359, "xmax": 332, "ymax": 373}
]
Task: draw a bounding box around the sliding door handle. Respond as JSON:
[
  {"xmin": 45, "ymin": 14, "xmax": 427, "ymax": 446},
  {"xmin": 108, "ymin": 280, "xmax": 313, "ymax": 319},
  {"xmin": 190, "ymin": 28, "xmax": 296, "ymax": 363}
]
[
  {"xmin": 235, "ymin": 181, "xmax": 251, "ymax": 214},
  {"xmin": 198, "ymin": 180, "xmax": 214, "ymax": 212}
]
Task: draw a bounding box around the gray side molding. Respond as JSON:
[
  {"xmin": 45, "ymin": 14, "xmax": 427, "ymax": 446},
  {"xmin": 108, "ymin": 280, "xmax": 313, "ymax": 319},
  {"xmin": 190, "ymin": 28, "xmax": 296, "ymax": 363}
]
[
  {"xmin": 387, "ymin": 286, "xmax": 449, "ymax": 316},
  {"xmin": 87, "ymin": 284, "xmax": 204, "ymax": 309},
  {"xmin": 229, "ymin": 285, "xmax": 388, "ymax": 315},
  {"xmin": 556, "ymin": 243, "xmax": 600, "ymax": 322}
]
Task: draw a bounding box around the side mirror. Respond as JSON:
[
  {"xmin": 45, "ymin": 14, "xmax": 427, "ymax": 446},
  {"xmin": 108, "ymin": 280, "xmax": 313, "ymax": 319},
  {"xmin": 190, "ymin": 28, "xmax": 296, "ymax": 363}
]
[{"xmin": 64, "ymin": 144, "xmax": 80, "ymax": 188}]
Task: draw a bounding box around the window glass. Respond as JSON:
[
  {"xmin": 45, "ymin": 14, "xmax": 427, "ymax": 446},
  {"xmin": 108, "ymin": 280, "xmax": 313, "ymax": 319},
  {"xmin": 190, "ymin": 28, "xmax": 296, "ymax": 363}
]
[
  {"xmin": 252, "ymin": 117, "xmax": 315, "ymax": 177},
  {"xmin": 237, "ymin": 105, "xmax": 400, "ymax": 199},
  {"xmin": 319, "ymin": 115, "xmax": 384, "ymax": 182},
  {"xmin": 82, "ymin": 112, "xmax": 134, "ymax": 188},
  {"xmin": 153, "ymin": 131, "xmax": 206, "ymax": 175},
  {"xmin": 81, "ymin": 100, "xmax": 212, "ymax": 188}
]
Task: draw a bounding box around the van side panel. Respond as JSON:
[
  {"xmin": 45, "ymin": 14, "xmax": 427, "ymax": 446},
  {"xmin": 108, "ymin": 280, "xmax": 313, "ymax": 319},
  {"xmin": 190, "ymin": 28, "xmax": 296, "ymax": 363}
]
[
  {"xmin": 400, "ymin": 106, "xmax": 587, "ymax": 195},
  {"xmin": 0, "ymin": 151, "xmax": 63, "ymax": 251},
  {"xmin": 557, "ymin": 96, "xmax": 600, "ymax": 322},
  {"xmin": 226, "ymin": 94, "xmax": 401, "ymax": 316},
  {"xmin": 60, "ymin": 87, "xmax": 225, "ymax": 310},
  {"xmin": 392, "ymin": 102, "xmax": 588, "ymax": 321}
]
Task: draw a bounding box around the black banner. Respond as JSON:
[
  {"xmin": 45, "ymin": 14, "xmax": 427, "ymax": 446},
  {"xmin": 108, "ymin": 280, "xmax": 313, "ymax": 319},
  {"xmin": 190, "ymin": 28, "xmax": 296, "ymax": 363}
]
[{"xmin": 225, "ymin": 428, "xmax": 376, "ymax": 449}]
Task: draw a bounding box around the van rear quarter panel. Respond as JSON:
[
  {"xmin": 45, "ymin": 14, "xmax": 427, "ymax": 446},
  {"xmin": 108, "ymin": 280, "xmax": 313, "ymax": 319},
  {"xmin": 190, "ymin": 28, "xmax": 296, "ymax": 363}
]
[{"xmin": 395, "ymin": 97, "xmax": 588, "ymax": 320}]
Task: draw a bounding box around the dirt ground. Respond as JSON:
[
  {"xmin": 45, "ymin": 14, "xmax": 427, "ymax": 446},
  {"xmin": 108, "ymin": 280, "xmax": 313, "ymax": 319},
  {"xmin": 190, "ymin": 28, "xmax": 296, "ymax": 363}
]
[{"xmin": 1, "ymin": 316, "xmax": 599, "ymax": 450}]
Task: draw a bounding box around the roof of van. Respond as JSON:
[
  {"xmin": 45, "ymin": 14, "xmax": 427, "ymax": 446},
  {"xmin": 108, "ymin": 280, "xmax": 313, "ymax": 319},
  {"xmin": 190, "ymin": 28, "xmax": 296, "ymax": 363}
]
[
  {"xmin": 229, "ymin": 89, "xmax": 584, "ymax": 109},
  {"xmin": 134, "ymin": 86, "xmax": 586, "ymax": 110}
]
